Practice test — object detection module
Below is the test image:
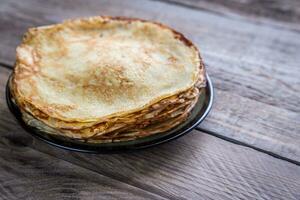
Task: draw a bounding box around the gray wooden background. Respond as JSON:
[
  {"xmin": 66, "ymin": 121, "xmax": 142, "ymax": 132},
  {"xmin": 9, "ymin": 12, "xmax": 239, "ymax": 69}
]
[{"xmin": 0, "ymin": 0, "xmax": 299, "ymax": 199}]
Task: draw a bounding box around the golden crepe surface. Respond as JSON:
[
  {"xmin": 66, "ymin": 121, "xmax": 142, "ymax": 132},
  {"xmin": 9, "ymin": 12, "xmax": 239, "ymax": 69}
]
[{"xmin": 11, "ymin": 16, "xmax": 206, "ymax": 143}]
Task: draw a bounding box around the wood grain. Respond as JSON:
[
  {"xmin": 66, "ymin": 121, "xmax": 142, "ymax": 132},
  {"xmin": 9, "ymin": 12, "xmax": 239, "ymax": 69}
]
[
  {"xmin": 0, "ymin": 67, "xmax": 299, "ymax": 199},
  {"xmin": 158, "ymin": 0, "xmax": 300, "ymax": 24},
  {"xmin": 0, "ymin": 149, "xmax": 165, "ymax": 200},
  {"xmin": 0, "ymin": 0, "xmax": 299, "ymax": 161},
  {"xmin": 200, "ymin": 89, "xmax": 300, "ymax": 161}
]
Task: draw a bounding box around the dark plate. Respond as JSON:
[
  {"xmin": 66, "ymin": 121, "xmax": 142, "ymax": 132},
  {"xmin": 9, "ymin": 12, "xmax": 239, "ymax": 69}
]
[{"xmin": 6, "ymin": 73, "xmax": 213, "ymax": 153}]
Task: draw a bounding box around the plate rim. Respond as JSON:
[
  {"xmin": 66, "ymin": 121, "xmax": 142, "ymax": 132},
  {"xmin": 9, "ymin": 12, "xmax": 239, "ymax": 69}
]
[{"xmin": 6, "ymin": 73, "xmax": 214, "ymax": 153}]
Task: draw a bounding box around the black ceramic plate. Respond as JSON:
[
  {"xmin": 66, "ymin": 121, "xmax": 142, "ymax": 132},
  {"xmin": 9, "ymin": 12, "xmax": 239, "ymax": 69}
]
[{"xmin": 6, "ymin": 73, "xmax": 213, "ymax": 153}]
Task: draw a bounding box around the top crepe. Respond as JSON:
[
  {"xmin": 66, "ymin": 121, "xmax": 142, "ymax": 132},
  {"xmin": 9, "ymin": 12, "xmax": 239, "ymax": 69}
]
[{"xmin": 13, "ymin": 16, "xmax": 204, "ymax": 122}]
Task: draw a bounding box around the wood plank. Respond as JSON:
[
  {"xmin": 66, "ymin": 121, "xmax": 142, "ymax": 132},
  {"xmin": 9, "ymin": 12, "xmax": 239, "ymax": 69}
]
[
  {"xmin": 201, "ymin": 89, "xmax": 300, "ymax": 162},
  {"xmin": 158, "ymin": 0, "xmax": 300, "ymax": 24},
  {"xmin": 0, "ymin": 0, "xmax": 299, "ymax": 161},
  {"xmin": 0, "ymin": 67, "xmax": 299, "ymax": 199},
  {"xmin": 0, "ymin": 147, "xmax": 165, "ymax": 200}
]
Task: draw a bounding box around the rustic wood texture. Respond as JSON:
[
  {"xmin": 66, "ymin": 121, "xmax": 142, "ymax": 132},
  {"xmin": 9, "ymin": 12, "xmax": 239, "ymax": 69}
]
[
  {"xmin": 0, "ymin": 150, "xmax": 164, "ymax": 200},
  {"xmin": 159, "ymin": 0, "xmax": 300, "ymax": 24},
  {"xmin": 1, "ymin": 0, "xmax": 300, "ymax": 199},
  {"xmin": 0, "ymin": 67, "xmax": 299, "ymax": 199},
  {"xmin": 0, "ymin": 0, "xmax": 299, "ymax": 161}
]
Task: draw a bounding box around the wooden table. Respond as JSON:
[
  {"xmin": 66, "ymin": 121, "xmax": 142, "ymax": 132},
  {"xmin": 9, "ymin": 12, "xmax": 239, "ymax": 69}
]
[{"xmin": 0, "ymin": 0, "xmax": 299, "ymax": 199}]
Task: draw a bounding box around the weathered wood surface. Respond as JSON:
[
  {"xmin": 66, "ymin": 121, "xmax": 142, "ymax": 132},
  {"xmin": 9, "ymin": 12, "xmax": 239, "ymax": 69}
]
[
  {"xmin": 0, "ymin": 67, "xmax": 300, "ymax": 199},
  {"xmin": 1, "ymin": 0, "xmax": 300, "ymax": 199},
  {"xmin": 0, "ymin": 0, "xmax": 299, "ymax": 161},
  {"xmin": 0, "ymin": 150, "xmax": 164, "ymax": 200},
  {"xmin": 160, "ymin": 0, "xmax": 300, "ymax": 24}
]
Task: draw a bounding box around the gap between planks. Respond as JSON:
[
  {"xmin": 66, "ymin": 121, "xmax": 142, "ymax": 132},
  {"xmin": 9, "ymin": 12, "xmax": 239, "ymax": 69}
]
[
  {"xmin": 150, "ymin": 0, "xmax": 300, "ymax": 33},
  {"xmin": 0, "ymin": 64, "xmax": 299, "ymax": 167},
  {"xmin": 0, "ymin": 62, "xmax": 12, "ymax": 70},
  {"xmin": 195, "ymin": 127, "xmax": 300, "ymax": 166}
]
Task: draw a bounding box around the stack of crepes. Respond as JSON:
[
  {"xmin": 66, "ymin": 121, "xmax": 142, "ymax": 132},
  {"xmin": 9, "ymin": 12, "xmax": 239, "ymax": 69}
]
[{"xmin": 10, "ymin": 16, "xmax": 206, "ymax": 143}]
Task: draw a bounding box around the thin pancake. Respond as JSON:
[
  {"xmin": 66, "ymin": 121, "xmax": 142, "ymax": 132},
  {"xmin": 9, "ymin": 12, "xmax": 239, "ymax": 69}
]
[
  {"xmin": 11, "ymin": 76, "xmax": 199, "ymax": 130},
  {"xmin": 20, "ymin": 87, "xmax": 201, "ymax": 143},
  {"xmin": 13, "ymin": 16, "xmax": 204, "ymax": 122}
]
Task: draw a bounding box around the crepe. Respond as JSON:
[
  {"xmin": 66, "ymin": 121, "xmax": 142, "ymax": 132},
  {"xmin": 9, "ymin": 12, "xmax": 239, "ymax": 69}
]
[{"xmin": 11, "ymin": 16, "xmax": 206, "ymax": 143}]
